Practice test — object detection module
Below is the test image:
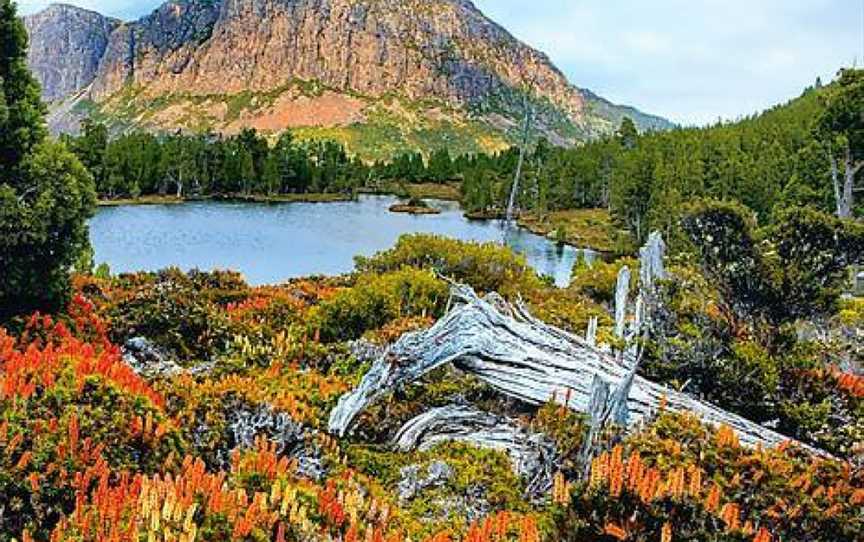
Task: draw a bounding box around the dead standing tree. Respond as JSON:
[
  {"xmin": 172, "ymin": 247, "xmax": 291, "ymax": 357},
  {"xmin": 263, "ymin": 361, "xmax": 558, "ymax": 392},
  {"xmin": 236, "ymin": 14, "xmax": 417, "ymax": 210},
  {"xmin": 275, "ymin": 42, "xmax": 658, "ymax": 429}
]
[{"xmin": 506, "ymin": 81, "xmax": 538, "ymax": 224}]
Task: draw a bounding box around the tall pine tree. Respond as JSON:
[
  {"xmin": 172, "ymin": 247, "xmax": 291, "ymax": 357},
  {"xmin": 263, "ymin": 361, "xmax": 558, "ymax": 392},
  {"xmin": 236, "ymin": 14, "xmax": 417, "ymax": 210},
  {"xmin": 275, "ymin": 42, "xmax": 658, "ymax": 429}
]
[
  {"xmin": 0, "ymin": 0, "xmax": 96, "ymax": 319},
  {"xmin": 0, "ymin": 0, "xmax": 45, "ymax": 180}
]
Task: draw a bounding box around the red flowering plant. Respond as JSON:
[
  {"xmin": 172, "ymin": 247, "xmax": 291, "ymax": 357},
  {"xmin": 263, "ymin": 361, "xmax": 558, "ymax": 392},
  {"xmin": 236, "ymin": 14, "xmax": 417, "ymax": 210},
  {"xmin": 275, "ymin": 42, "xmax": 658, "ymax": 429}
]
[{"xmin": 0, "ymin": 295, "xmax": 183, "ymax": 540}]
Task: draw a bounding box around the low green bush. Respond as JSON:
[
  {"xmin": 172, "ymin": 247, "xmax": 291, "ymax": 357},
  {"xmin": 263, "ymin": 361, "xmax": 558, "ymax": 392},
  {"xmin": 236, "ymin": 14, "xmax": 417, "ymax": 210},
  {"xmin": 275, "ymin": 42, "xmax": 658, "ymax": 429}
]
[
  {"xmin": 313, "ymin": 267, "xmax": 448, "ymax": 342},
  {"xmin": 355, "ymin": 234, "xmax": 544, "ymax": 296}
]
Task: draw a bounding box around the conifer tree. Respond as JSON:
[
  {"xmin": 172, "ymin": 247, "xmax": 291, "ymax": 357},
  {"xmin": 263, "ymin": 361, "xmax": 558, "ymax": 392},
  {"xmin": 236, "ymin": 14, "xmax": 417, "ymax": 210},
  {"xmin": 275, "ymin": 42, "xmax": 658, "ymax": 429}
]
[{"xmin": 0, "ymin": 0, "xmax": 96, "ymax": 319}]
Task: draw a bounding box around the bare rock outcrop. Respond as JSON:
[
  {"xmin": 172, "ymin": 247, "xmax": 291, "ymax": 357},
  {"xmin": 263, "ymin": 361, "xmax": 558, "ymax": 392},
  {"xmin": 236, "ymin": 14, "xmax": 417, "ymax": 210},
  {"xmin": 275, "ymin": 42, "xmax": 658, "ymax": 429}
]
[
  {"xmin": 24, "ymin": 4, "xmax": 120, "ymax": 101},
  {"xmin": 24, "ymin": 1, "xmax": 672, "ymax": 140}
]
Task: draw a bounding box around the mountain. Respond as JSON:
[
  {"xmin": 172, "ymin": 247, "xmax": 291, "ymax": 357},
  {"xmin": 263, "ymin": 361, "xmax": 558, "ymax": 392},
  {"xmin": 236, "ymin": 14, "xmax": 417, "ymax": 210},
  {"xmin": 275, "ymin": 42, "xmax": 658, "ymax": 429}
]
[{"xmin": 24, "ymin": 1, "xmax": 673, "ymax": 159}]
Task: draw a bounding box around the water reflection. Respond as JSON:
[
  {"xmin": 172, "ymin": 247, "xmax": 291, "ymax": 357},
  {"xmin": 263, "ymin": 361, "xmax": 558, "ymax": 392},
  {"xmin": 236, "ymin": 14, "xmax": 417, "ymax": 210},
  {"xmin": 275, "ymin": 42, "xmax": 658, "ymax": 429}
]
[{"xmin": 89, "ymin": 195, "xmax": 597, "ymax": 287}]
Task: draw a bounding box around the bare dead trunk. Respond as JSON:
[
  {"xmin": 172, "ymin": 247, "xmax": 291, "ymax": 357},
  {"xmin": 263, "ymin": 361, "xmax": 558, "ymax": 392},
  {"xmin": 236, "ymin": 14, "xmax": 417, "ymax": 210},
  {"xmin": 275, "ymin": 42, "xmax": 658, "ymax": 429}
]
[
  {"xmin": 328, "ymin": 234, "xmax": 829, "ymax": 457},
  {"xmin": 832, "ymin": 145, "xmax": 863, "ymax": 219},
  {"xmin": 843, "ymin": 146, "xmax": 863, "ymax": 218},
  {"xmin": 506, "ymin": 94, "xmax": 533, "ymax": 223},
  {"xmin": 830, "ymin": 152, "xmax": 846, "ymax": 218}
]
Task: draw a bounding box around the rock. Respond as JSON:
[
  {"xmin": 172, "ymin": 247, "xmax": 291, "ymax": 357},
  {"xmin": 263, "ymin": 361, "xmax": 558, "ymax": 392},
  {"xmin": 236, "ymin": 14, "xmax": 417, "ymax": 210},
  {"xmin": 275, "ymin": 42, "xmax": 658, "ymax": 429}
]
[
  {"xmin": 24, "ymin": 4, "xmax": 120, "ymax": 102},
  {"xmin": 348, "ymin": 339, "xmax": 387, "ymax": 365},
  {"xmin": 397, "ymin": 460, "xmax": 455, "ymax": 502},
  {"xmin": 122, "ymin": 337, "xmax": 183, "ymax": 378},
  {"xmin": 226, "ymin": 403, "xmax": 327, "ymax": 480},
  {"xmin": 23, "ymin": 1, "xmax": 671, "ymax": 140},
  {"xmin": 389, "ymin": 204, "xmax": 442, "ymax": 215},
  {"xmin": 429, "ymin": 489, "xmax": 491, "ymax": 523}
]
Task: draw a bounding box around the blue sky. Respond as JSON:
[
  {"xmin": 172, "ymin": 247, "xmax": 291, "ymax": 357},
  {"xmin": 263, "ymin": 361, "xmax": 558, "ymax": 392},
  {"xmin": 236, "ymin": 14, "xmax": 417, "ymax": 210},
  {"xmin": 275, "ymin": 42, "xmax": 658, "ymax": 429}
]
[{"xmin": 18, "ymin": 0, "xmax": 864, "ymax": 125}]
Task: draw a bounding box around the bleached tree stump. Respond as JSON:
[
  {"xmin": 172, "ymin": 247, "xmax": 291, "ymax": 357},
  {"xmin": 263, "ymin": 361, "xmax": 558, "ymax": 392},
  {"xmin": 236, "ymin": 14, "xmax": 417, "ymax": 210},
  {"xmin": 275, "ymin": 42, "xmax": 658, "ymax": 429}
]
[{"xmin": 329, "ymin": 232, "xmax": 828, "ymax": 457}]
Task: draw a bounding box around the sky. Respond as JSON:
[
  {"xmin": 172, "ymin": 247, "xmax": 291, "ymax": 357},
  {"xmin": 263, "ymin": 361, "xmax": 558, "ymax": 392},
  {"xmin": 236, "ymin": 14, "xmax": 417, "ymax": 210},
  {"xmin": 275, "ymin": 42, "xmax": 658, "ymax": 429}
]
[{"xmin": 17, "ymin": 0, "xmax": 864, "ymax": 125}]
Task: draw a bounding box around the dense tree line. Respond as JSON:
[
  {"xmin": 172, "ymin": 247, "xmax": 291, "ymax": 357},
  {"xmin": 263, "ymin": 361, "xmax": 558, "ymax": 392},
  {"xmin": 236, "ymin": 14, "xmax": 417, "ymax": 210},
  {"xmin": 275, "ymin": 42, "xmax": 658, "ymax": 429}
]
[
  {"xmin": 66, "ymin": 123, "xmax": 479, "ymax": 200},
  {"xmin": 457, "ymin": 72, "xmax": 864, "ymax": 244},
  {"xmin": 65, "ymin": 126, "xmax": 372, "ymax": 198}
]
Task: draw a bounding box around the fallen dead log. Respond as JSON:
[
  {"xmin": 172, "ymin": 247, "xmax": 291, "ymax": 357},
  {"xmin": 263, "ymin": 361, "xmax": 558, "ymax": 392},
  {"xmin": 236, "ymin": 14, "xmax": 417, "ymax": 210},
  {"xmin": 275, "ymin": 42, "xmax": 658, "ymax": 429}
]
[
  {"xmin": 329, "ymin": 232, "xmax": 828, "ymax": 457},
  {"xmin": 393, "ymin": 404, "xmax": 556, "ymax": 499},
  {"xmin": 329, "ymin": 283, "xmax": 827, "ymax": 455}
]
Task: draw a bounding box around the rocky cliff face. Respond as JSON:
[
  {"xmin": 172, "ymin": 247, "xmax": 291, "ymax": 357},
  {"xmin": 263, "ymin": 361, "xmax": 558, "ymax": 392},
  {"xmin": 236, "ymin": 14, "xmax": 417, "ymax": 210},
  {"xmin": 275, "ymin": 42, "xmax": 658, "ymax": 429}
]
[
  {"xmin": 24, "ymin": 1, "xmax": 671, "ymax": 155},
  {"xmin": 24, "ymin": 4, "xmax": 120, "ymax": 101}
]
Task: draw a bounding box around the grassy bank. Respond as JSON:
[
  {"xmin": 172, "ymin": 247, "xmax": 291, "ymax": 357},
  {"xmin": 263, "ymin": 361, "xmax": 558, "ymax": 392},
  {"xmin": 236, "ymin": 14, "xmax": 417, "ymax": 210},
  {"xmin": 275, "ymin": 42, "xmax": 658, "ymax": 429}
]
[
  {"xmin": 465, "ymin": 208, "xmax": 633, "ymax": 254},
  {"xmin": 98, "ymin": 192, "xmax": 354, "ymax": 207},
  {"xmin": 360, "ymin": 181, "xmax": 463, "ymax": 202},
  {"xmin": 517, "ymin": 209, "xmax": 634, "ymax": 254},
  {"xmin": 97, "ymin": 195, "xmax": 185, "ymax": 207}
]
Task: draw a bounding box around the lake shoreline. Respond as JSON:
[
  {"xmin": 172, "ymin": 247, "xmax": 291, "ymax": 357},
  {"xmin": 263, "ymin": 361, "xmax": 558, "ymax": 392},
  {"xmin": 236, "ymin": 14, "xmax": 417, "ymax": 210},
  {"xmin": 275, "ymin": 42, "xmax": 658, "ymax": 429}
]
[
  {"xmin": 97, "ymin": 193, "xmax": 622, "ymax": 255},
  {"xmin": 90, "ymin": 195, "xmax": 591, "ymax": 287},
  {"xmin": 358, "ymin": 181, "xmax": 462, "ymax": 202},
  {"xmin": 465, "ymin": 209, "xmax": 625, "ymax": 255},
  {"xmin": 97, "ymin": 192, "xmax": 354, "ymax": 207}
]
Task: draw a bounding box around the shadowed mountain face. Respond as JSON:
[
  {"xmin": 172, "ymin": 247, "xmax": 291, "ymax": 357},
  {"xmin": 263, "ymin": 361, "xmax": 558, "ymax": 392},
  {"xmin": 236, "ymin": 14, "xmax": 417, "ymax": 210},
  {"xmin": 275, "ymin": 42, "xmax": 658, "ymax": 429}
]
[
  {"xmin": 24, "ymin": 0, "xmax": 672, "ymax": 157},
  {"xmin": 24, "ymin": 4, "xmax": 121, "ymax": 102}
]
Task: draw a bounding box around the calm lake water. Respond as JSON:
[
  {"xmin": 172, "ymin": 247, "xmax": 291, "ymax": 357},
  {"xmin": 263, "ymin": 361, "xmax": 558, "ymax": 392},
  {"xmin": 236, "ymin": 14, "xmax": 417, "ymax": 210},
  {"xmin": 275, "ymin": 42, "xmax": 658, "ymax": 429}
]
[{"xmin": 89, "ymin": 195, "xmax": 595, "ymax": 287}]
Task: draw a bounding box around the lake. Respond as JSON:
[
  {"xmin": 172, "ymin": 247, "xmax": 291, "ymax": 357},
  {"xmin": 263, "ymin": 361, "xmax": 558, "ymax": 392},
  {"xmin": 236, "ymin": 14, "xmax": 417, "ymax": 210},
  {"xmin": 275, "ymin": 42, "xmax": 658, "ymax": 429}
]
[{"xmin": 89, "ymin": 195, "xmax": 595, "ymax": 287}]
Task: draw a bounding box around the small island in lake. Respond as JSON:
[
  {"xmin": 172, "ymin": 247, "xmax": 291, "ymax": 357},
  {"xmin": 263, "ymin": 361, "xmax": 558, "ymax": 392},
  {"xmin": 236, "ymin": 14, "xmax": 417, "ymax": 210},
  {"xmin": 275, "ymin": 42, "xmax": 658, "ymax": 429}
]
[{"xmin": 389, "ymin": 196, "xmax": 442, "ymax": 215}]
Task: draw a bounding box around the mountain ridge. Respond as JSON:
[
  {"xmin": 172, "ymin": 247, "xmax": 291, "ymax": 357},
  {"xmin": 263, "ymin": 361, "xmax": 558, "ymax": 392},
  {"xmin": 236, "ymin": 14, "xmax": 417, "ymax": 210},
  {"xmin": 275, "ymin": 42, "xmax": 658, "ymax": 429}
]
[{"xmin": 24, "ymin": 0, "xmax": 673, "ymax": 157}]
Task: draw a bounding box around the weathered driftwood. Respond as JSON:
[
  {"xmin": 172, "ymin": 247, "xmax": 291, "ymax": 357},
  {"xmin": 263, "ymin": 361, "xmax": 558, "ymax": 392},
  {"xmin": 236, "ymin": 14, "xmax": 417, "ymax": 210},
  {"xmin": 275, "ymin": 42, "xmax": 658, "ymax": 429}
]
[
  {"xmin": 585, "ymin": 316, "xmax": 598, "ymax": 346},
  {"xmin": 329, "ymin": 231, "xmax": 826, "ymax": 456},
  {"xmin": 393, "ymin": 404, "xmax": 556, "ymax": 498},
  {"xmin": 329, "ymin": 283, "xmax": 825, "ymax": 454},
  {"xmin": 614, "ymin": 266, "xmax": 631, "ymax": 339}
]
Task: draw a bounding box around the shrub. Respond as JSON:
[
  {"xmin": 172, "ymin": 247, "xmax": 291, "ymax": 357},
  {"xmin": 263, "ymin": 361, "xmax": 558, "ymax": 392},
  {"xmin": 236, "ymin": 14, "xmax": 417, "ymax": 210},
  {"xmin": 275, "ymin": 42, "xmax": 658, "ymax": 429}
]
[
  {"xmin": 570, "ymin": 258, "xmax": 638, "ymax": 305},
  {"xmin": 355, "ymin": 235, "xmax": 544, "ymax": 296},
  {"xmin": 0, "ymin": 298, "xmax": 183, "ymax": 540},
  {"xmin": 556, "ymin": 412, "xmax": 864, "ymax": 542},
  {"xmin": 682, "ymin": 201, "xmax": 864, "ymax": 327},
  {"xmin": 313, "ymin": 267, "xmax": 449, "ymax": 342},
  {"xmin": 0, "ymin": 1, "xmax": 96, "ymax": 320},
  {"xmin": 0, "ymin": 142, "xmax": 96, "ymax": 320},
  {"xmin": 107, "ymin": 269, "xmax": 241, "ymax": 361}
]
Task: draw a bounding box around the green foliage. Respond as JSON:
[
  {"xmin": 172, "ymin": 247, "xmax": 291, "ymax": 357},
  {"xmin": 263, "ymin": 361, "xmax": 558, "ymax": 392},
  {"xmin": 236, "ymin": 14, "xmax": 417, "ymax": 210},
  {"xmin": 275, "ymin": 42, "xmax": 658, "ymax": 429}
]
[
  {"xmin": 681, "ymin": 200, "xmax": 864, "ymax": 326},
  {"xmin": 0, "ymin": 0, "xmax": 46, "ymax": 177},
  {"xmin": 532, "ymin": 401, "xmax": 586, "ymax": 476},
  {"xmin": 775, "ymin": 359, "xmax": 864, "ymax": 457},
  {"xmin": 347, "ymin": 441, "xmax": 528, "ymax": 536},
  {"xmin": 65, "ymin": 126, "xmax": 369, "ymax": 199},
  {"xmin": 768, "ymin": 206, "xmax": 864, "ymax": 319},
  {"xmin": 616, "ymin": 117, "xmax": 638, "ymax": 150},
  {"xmin": 0, "ymin": 141, "xmax": 96, "ymax": 319},
  {"xmin": 355, "ymin": 234, "xmax": 544, "ymax": 295},
  {"xmin": 312, "ymin": 267, "xmax": 448, "ymax": 343},
  {"xmin": 680, "ymin": 199, "xmax": 779, "ymax": 324},
  {"xmin": 0, "ymin": 0, "xmax": 95, "ymax": 320},
  {"xmin": 107, "ymin": 269, "xmax": 246, "ymax": 361},
  {"xmin": 570, "ymin": 258, "xmax": 638, "ymax": 304},
  {"xmin": 818, "ymin": 68, "xmax": 864, "ymax": 168}
]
